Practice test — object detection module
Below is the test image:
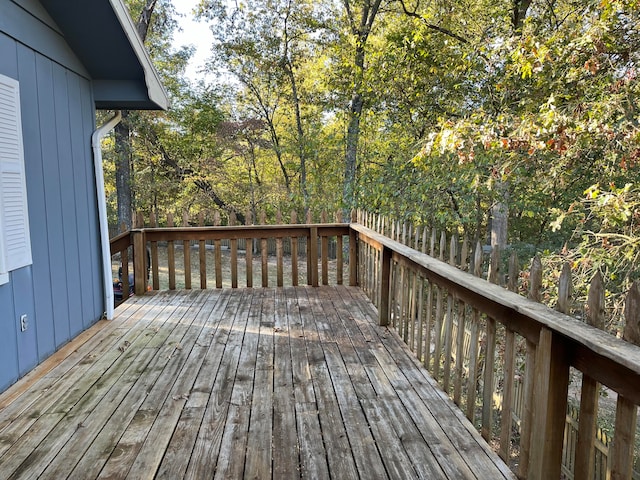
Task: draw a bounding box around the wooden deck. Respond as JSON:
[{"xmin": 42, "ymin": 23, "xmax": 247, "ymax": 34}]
[{"xmin": 0, "ymin": 287, "xmax": 514, "ymax": 479}]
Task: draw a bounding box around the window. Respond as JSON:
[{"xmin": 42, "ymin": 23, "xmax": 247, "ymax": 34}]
[{"xmin": 0, "ymin": 74, "xmax": 32, "ymax": 285}]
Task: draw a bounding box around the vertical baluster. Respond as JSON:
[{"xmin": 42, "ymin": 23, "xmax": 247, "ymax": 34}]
[
  {"xmin": 349, "ymin": 209, "xmax": 358, "ymax": 287},
  {"xmin": 433, "ymin": 231, "xmax": 447, "ymax": 380},
  {"xmin": 443, "ymin": 235, "xmax": 457, "ymax": 394},
  {"xmin": 214, "ymin": 211, "xmax": 222, "ymax": 288},
  {"xmin": 466, "ymin": 241, "xmax": 483, "ymax": 422},
  {"xmin": 260, "ymin": 210, "xmax": 268, "ymax": 287},
  {"xmin": 150, "ymin": 213, "xmax": 159, "ymax": 290},
  {"xmin": 409, "ymin": 262, "xmax": 418, "ymax": 352},
  {"xmin": 309, "ymin": 223, "xmax": 319, "ymax": 288},
  {"xmin": 183, "ymin": 212, "xmax": 191, "ymax": 289},
  {"xmin": 119, "ymin": 222, "xmax": 130, "ymax": 299},
  {"xmin": 246, "ymin": 209, "xmax": 253, "ymax": 288},
  {"xmin": 167, "ymin": 212, "xmax": 176, "ymax": 290},
  {"xmin": 423, "ymin": 229, "xmax": 437, "ymax": 371},
  {"xmin": 499, "ymin": 250, "xmax": 520, "ymax": 461},
  {"xmin": 291, "ymin": 210, "xmax": 299, "ymax": 287},
  {"xmin": 321, "ymin": 211, "xmax": 328, "ymax": 285},
  {"xmin": 198, "ymin": 212, "xmax": 206, "ymax": 289},
  {"xmin": 416, "ymin": 226, "xmax": 428, "ymax": 363},
  {"xmin": 230, "ymin": 211, "xmax": 238, "ymax": 288},
  {"xmin": 482, "ymin": 245, "xmax": 500, "ymax": 441},
  {"xmin": 609, "ymin": 281, "xmax": 640, "ymax": 479},
  {"xmin": 519, "ymin": 255, "xmax": 542, "ymax": 478},
  {"xmin": 132, "ymin": 228, "xmax": 147, "ymax": 296},
  {"xmin": 276, "ymin": 210, "xmax": 284, "ymax": 287},
  {"xmin": 398, "ymin": 246, "xmax": 407, "ymax": 338},
  {"xmin": 306, "ymin": 210, "xmax": 313, "ymax": 284},
  {"xmin": 335, "ymin": 211, "xmax": 343, "ymax": 285},
  {"xmin": 528, "ymin": 324, "xmax": 569, "ymax": 479},
  {"xmin": 575, "ymin": 271, "xmax": 603, "ymax": 479}
]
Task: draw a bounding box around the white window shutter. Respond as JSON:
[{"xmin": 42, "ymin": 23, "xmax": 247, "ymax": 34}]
[{"xmin": 0, "ymin": 74, "xmax": 32, "ymax": 275}]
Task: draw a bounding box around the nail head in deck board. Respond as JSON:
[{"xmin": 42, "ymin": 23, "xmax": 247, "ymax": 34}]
[{"xmin": 0, "ymin": 287, "xmax": 514, "ymax": 479}]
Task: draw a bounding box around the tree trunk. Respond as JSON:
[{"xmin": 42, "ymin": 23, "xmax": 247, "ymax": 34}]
[
  {"xmin": 343, "ymin": 42, "xmax": 366, "ymax": 214},
  {"xmin": 114, "ymin": 113, "xmax": 132, "ymax": 230},
  {"xmin": 490, "ymin": 181, "xmax": 509, "ymax": 248},
  {"xmin": 284, "ymin": 60, "xmax": 309, "ymax": 211},
  {"xmin": 340, "ymin": 0, "xmax": 382, "ymax": 215},
  {"xmin": 113, "ymin": 0, "xmax": 158, "ymax": 230}
]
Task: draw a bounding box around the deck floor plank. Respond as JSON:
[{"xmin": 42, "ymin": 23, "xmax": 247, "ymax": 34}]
[
  {"xmin": 54, "ymin": 290, "xmax": 212, "ymax": 480},
  {"xmin": 272, "ymin": 288, "xmax": 301, "ymax": 480},
  {"xmin": 0, "ymin": 292, "xmax": 186, "ymax": 480},
  {"xmin": 182, "ymin": 290, "xmax": 247, "ymax": 480},
  {"xmin": 0, "ymin": 287, "xmax": 515, "ymax": 480}
]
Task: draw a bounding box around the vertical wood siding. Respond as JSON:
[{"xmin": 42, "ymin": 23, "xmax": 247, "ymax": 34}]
[{"xmin": 0, "ymin": 30, "xmax": 102, "ymax": 391}]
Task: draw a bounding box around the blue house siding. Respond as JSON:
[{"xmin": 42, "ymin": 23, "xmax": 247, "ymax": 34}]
[{"xmin": 0, "ymin": 26, "xmax": 104, "ymax": 391}]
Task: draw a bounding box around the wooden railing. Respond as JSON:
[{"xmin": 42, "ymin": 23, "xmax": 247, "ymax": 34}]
[
  {"xmin": 110, "ymin": 213, "xmax": 640, "ymax": 479},
  {"xmin": 352, "ymin": 217, "xmax": 640, "ymax": 480},
  {"xmin": 110, "ymin": 219, "xmax": 355, "ymax": 301}
]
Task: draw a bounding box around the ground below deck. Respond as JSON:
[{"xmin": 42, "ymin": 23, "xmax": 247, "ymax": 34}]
[{"xmin": 0, "ymin": 286, "xmax": 514, "ymax": 479}]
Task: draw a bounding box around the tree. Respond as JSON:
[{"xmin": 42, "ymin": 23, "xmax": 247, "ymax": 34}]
[
  {"xmin": 198, "ymin": 0, "xmax": 334, "ymax": 213},
  {"xmin": 115, "ymin": 0, "xmax": 174, "ymax": 229},
  {"xmin": 340, "ymin": 0, "xmax": 384, "ymax": 213}
]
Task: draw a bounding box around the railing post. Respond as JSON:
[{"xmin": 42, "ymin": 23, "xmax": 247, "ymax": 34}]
[
  {"xmin": 349, "ymin": 214, "xmax": 358, "ymax": 287},
  {"xmin": 609, "ymin": 281, "xmax": 640, "ymax": 479},
  {"xmin": 527, "ymin": 326, "xmax": 569, "ymax": 480},
  {"xmin": 132, "ymin": 229, "xmax": 147, "ymax": 296},
  {"xmin": 378, "ymin": 245, "xmax": 391, "ymax": 326},
  {"xmin": 309, "ymin": 226, "xmax": 319, "ymax": 287}
]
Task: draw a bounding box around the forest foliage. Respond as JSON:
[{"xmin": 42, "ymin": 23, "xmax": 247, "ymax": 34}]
[{"xmin": 102, "ymin": 0, "xmax": 640, "ymax": 333}]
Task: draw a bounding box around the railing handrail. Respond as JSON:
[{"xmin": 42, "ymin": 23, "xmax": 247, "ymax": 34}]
[
  {"xmin": 352, "ymin": 223, "xmax": 640, "ymax": 400},
  {"xmin": 133, "ymin": 223, "xmax": 350, "ymax": 242}
]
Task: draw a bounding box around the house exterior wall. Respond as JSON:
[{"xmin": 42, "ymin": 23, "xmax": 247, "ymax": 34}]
[{"xmin": 0, "ymin": 1, "xmax": 103, "ymax": 391}]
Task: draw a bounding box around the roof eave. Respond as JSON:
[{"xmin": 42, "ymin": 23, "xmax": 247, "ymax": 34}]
[{"xmin": 108, "ymin": 0, "xmax": 169, "ymax": 110}]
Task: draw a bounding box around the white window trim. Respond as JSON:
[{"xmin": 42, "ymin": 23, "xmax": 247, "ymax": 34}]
[{"xmin": 0, "ymin": 73, "xmax": 32, "ymax": 286}]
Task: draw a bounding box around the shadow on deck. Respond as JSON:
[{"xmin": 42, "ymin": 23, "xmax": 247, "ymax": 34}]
[{"xmin": 0, "ymin": 286, "xmax": 512, "ymax": 479}]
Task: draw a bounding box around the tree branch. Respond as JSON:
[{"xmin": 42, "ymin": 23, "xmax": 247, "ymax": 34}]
[
  {"xmin": 397, "ymin": 0, "xmax": 470, "ymax": 45},
  {"xmin": 145, "ymin": 128, "xmax": 245, "ymax": 223}
]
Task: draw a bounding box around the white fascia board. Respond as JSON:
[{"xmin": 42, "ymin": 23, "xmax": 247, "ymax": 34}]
[{"xmin": 109, "ymin": 0, "xmax": 170, "ymax": 111}]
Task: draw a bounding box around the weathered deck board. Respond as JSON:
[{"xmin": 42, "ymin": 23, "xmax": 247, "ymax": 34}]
[{"xmin": 0, "ymin": 287, "xmax": 514, "ymax": 480}]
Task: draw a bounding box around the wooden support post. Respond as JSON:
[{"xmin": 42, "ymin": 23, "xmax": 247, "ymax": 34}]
[
  {"xmin": 167, "ymin": 213, "xmax": 176, "ymax": 290},
  {"xmin": 609, "ymin": 281, "xmax": 640, "ymax": 480},
  {"xmin": 527, "ymin": 327, "xmax": 569, "ymax": 480},
  {"xmin": 481, "ymin": 316, "xmax": 496, "ymax": 441},
  {"xmin": 378, "ymin": 246, "xmax": 391, "ymax": 326},
  {"xmin": 349, "ymin": 226, "xmax": 358, "ymax": 287},
  {"xmin": 214, "ymin": 211, "xmax": 222, "ymax": 289},
  {"xmin": 119, "ymin": 223, "xmax": 130, "ymax": 299},
  {"xmin": 276, "ymin": 210, "xmax": 283, "ymax": 287},
  {"xmin": 246, "ymin": 209, "xmax": 253, "ymax": 288},
  {"xmin": 335, "ymin": 211, "xmax": 343, "ymax": 285},
  {"xmin": 291, "ymin": 211, "xmax": 298, "ymax": 287},
  {"xmin": 498, "ymin": 327, "xmax": 516, "ymax": 461},
  {"xmin": 132, "ymin": 229, "xmax": 147, "ymax": 296},
  {"xmin": 518, "ymin": 340, "xmax": 536, "ymax": 478},
  {"xmin": 453, "ymin": 298, "xmax": 466, "ymax": 406},
  {"xmin": 321, "ymin": 211, "xmax": 328, "ymax": 285},
  {"xmin": 150, "ymin": 213, "xmax": 159, "ymax": 290},
  {"xmin": 230, "ymin": 211, "xmax": 238, "ymax": 288},
  {"xmin": 309, "ymin": 226, "xmax": 319, "ymax": 287},
  {"xmin": 198, "ymin": 212, "xmax": 206, "ymax": 289},
  {"xmin": 575, "ymin": 271, "xmax": 603, "ymax": 480},
  {"xmin": 260, "ymin": 210, "xmax": 268, "ymax": 288},
  {"xmin": 183, "ymin": 212, "xmax": 191, "ymax": 289},
  {"xmin": 443, "ymin": 237, "xmax": 457, "ymax": 393}
]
